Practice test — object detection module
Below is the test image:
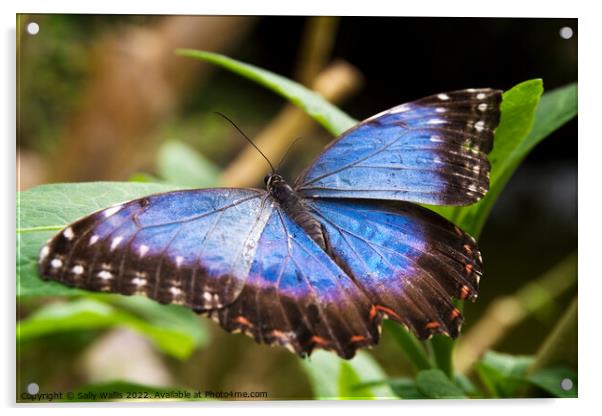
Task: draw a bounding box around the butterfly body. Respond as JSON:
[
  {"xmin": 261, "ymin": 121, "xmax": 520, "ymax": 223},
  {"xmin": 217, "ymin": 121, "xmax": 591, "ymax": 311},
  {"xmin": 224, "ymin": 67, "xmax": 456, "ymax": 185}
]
[
  {"xmin": 38, "ymin": 88, "xmax": 502, "ymax": 359},
  {"xmin": 266, "ymin": 173, "xmax": 327, "ymax": 250}
]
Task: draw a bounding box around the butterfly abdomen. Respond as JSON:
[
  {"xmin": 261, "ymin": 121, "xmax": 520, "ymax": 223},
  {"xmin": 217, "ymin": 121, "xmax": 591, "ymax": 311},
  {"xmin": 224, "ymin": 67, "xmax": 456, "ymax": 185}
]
[{"xmin": 269, "ymin": 180, "xmax": 327, "ymax": 250}]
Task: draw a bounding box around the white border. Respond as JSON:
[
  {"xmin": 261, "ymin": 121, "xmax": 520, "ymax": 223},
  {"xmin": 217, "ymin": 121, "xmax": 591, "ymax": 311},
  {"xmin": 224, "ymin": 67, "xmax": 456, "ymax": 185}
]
[{"xmin": 4, "ymin": 1, "xmax": 598, "ymax": 415}]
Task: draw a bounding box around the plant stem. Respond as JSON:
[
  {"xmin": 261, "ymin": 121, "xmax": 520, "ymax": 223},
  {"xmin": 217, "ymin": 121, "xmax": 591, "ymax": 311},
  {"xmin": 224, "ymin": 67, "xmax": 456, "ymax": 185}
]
[
  {"xmin": 431, "ymin": 335, "xmax": 455, "ymax": 378},
  {"xmin": 454, "ymin": 252, "xmax": 577, "ymax": 374},
  {"xmin": 529, "ymin": 296, "xmax": 578, "ymax": 373},
  {"xmin": 383, "ymin": 320, "xmax": 433, "ymax": 372}
]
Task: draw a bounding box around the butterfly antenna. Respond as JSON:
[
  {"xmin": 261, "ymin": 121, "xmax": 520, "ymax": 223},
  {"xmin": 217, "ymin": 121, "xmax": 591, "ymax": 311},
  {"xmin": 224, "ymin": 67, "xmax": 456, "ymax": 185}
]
[
  {"xmin": 214, "ymin": 112, "xmax": 276, "ymax": 172},
  {"xmin": 276, "ymin": 137, "xmax": 304, "ymax": 172}
]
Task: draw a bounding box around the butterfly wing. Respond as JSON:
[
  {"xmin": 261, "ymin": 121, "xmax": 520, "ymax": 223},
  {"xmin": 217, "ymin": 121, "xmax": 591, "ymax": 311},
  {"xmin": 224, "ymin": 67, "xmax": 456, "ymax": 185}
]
[
  {"xmin": 307, "ymin": 198, "xmax": 482, "ymax": 339},
  {"xmin": 38, "ymin": 188, "xmax": 378, "ymax": 359},
  {"xmin": 38, "ymin": 188, "xmax": 274, "ymax": 309},
  {"xmin": 295, "ymin": 89, "xmax": 502, "ymax": 205},
  {"xmin": 212, "ymin": 207, "xmax": 378, "ymax": 359}
]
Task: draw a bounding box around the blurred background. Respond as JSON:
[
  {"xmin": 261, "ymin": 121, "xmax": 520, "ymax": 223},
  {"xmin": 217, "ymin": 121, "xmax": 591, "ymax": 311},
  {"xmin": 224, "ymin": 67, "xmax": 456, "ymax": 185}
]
[{"xmin": 17, "ymin": 15, "xmax": 577, "ymax": 399}]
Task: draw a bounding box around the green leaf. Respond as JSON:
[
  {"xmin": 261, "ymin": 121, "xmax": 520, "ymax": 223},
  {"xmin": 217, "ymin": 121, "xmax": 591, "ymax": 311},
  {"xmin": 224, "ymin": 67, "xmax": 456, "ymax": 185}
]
[
  {"xmin": 128, "ymin": 172, "xmax": 161, "ymax": 183},
  {"xmin": 301, "ymin": 350, "xmax": 394, "ymax": 400},
  {"xmin": 176, "ymin": 49, "xmax": 356, "ymax": 136},
  {"xmin": 454, "ymin": 373, "xmax": 482, "ymax": 397},
  {"xmin": 17, "ymin": 182, "xmax": 180, "ymax": 297},
  {"xmin": 17, "ymin": 297, "xmax": 208, "ymax": 359},
  {"xmin": 388, "ymin": 378, "xmax": 427, "ymax": 399},
  {"xmin": 415, "ymin": 369, "xmax": 466, "ymax": 399},
  {"xmin": 527, "ymin": 366, "xmax": 577, "ymax": 398},
  {"xmin": 475, "ymin": 351, "xmax": 534, "ymax": 397},
  {"xmin": 157, "ymin": 140, "xmax": 220, "ymax": 188},
  {"xmin": 441, "ymin": 81, "xmax": 577, "ymax": 238}
]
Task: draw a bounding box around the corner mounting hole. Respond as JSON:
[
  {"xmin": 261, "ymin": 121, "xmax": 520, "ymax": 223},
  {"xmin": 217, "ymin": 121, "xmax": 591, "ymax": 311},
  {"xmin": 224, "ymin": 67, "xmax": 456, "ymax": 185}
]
[
  {"xmin": 560, "ymin": 378, "xmax": 573, "ymax": 391},
  {"xmin": 27, "ymin": 382, "xmax": 39, "ymax": 394},
  {"xmin": 559, "ymin": 26, "xmax": 573, "ymax": 40},
  {"xmin": 26, "ymin": 22, "xmax": 40, "ymax": 36}
]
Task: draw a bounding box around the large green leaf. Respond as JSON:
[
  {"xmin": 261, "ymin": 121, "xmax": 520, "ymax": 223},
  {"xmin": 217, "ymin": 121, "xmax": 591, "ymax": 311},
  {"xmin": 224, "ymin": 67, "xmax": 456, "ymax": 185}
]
[
  {"xmin": 439, "ymin": 81, "xmax": 577, "ymax": 237},
  {"xmin": 387, "ymin": 378, "xmax": 427, "ymax": 399},
  {"xmin": 527, "ymin": 366, "xmax": 577, "ymax": 398},
  {"xmin": 17, "ymin": 297, "xmax": 208, "ymax": 359},
  {"xmin": 301, "ymin": 350, "xmax": 394, "ymax": 399},
  {"xmin": 176, "ymin": 49, "xmax": 357, "ymax": 136},
  {"xmin": 414, "ymin": 369, "xmax": 466, "ymax": 399},
  {"xmin": 475, "ymin": 351, "xmax": 534, "ymax": 398},
  {"xmin": 17, "ymin": 182, "xmax": 180, "ymax": 297},
  {"xmin": 157, "ymin": 140, "xmax": 220, "ymax": 188}
]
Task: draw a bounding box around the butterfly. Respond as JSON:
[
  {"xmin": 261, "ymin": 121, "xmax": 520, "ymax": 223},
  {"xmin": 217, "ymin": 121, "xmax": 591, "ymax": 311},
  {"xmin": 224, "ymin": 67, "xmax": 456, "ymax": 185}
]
[{"xmin": 38, "ymin": 88, "xmax": 502, "ymax": 359}]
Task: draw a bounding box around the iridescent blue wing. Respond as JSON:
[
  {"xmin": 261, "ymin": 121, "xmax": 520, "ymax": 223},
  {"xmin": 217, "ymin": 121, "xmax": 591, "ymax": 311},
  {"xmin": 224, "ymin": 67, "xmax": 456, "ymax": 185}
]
[
  {"xmin": 39, "ymin": 188, "xmax": 273, "ymax": 309},
  {"xmin": 212, "ymin": 207, "xmax": 378, "ymax": 359},
  {"xmin": 295, "ymin": 89, "xmax": 502, "ymax": 205},
  {"xmin": 38, "ymin": 189, "xmax": 378, "ymax": 359},
  {"xmin": 307, "ymin": 198, "xmax": 482, "ymax": 338}
]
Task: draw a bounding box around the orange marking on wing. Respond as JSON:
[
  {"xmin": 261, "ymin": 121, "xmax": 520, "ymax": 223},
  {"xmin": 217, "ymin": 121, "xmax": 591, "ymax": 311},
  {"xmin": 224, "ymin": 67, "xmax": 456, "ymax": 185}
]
[
  {"xmin": 459, "ymin": 285, "xmax": 471, "ymax": 300},
  {"xmin": 350, "ymin": 335, "xmax": 366, "ymax": 343},
  {"xmin": 450, "ymin": 308, "xmax": 461, "ymax": 320},
  {"xmin": 375, "ymin": 305, "xmax": 402, "ymax": 321},
  {"xmin": 369, "ymin": 304, "xmax": 378, "ymax": 320},
  {"xmin": 310, "ymin": 335, "xmax": 329, "ymax": 346},
  {"xmin": 425, "ymin": 321, "xmax": 441, "ymax": 330},
  {"xmin": 463, "ymin": 244, "xmax": 473, "ymax": 255},
  {"xmin": 465, "ymin": 263, "xmax": 474, "ymax": 274},
  {"xmin": 234, "ymin": 315, "xmax": 253, "ymax": 327}
]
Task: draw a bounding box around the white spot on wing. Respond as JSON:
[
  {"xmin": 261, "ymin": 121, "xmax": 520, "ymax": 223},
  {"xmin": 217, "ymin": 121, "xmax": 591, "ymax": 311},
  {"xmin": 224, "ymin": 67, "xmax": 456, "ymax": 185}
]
[
  {"xmin": 132, "ymin": 277, "xmax": 147, "ymax": 287},
  {"xmin": 40, "ymin": 245, "xmax": 50, "ymax": 261},
  {"xmin": 467, "ymin": 184, "xmax": 479, "ymax": 192},
  {"xmin": 175, "ymin": 256, "xmax": 184, "ymax": 267},
  {"xmin": 389, "ymin": 104, "xmax": 411, "ymax": 114},
  {"xmin": 170, "ymin": 287, "xmax": 182, "ymax": 297},
  {"xmin": 427, "ymin": 118, "xmax": 446, "ymax": 125},
  {"xmin": 63, "ymin": 227, "xmax": 74, "ymax": 240},
  {"xmin": 110, "ymin": 236, "xmax": 123, "ymax": 251},
  {"xmin": 203, "ymin": 292, "xmax": 212, "ymax": 302},
  {"xmin": 97, "ymin": 270, "xmax": 113, "ymax": 280},
  {"xmin": 50, "ymin": 258, "xmax": 62, "ymax": 269},
  {"xmin": 89, "ymin": 235, "xmax": 99, "ymax": 245},
  {"xmin": 430, "ymin": 136, "xmax": 443, "ymax": 143},
  {"xmin": 478, "ymin": 103, "xmax": 488, "ymax": 111},
  {"xmin": 476, "ymin": 92, "xmax": 486, "ymax": 100},
  {"xmin": 104, "ymin": 205, "xmax": 122, "ymax": 218},
  {"xmin": 138, "ymin": 244, "xmax": 149, "ymax": 257},
  {"xmin": 435, "ymin": 107, "xmax": 446, "ymax": 113},
  {"xmin": 72, "ymin": 265, "xmax": 84, "ymax": 275},
  {"xmin": 474, "ymin": 120, "xmax": 485, "ymax": 132},
  {"xmin": 437, "ymin": 93, "xmax": 450, "ymax": 100}
]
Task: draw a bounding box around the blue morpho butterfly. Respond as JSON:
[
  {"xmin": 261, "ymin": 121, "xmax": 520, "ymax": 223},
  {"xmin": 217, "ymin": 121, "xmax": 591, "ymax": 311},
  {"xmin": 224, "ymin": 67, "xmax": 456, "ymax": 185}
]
[{"xmin": 39, "ymin": 88, "xmax": 502, "ymax": 359}]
